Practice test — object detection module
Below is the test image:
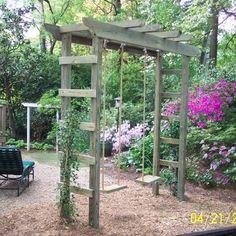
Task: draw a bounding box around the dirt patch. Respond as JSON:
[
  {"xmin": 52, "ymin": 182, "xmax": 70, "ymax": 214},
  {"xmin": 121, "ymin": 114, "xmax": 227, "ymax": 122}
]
[{"xmin": 0, "ymin": 156, "xmax": 235, "ymax": 236}]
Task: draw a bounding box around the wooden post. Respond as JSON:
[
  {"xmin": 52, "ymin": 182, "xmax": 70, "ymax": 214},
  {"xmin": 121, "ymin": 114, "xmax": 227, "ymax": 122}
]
[
  {"xmin": 89, "ymin": 37, "xmax": 102, "ymax": 228},
  {"xmin": 177, "ymin": 55, "xmax": 189, "ymax": 201},
  {"xmin": 27, "ymin": 106, "xmax": 31, "ymax": 152},
  {"xmin": 152, "ymin": 52, "xmax": 162, "ymax": 195},
  {"xmin": 61, "ymin": 33, "xmax": 72, "ymax": 119},
  {"xmin": 60, "ymin": 33, "xmax": 72, "ymax": 219}
]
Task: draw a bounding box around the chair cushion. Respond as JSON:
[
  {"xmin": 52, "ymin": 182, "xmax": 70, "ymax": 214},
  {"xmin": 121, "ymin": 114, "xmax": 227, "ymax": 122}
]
[{"xmin": 23, "ymin": 161, "xmax": 35, "ymax": 169}]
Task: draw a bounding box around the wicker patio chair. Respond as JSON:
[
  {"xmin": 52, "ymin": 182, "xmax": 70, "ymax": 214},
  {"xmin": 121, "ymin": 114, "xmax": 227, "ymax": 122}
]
[{"xmin": 0, "ymin": 147, "xmax": 35, "ymax": 196}]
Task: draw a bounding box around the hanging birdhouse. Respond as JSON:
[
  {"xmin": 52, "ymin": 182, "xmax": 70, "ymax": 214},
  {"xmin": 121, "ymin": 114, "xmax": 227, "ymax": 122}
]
[{"xmin": 115, "ymin": 97, "xmax": 121, "ymax": 108}]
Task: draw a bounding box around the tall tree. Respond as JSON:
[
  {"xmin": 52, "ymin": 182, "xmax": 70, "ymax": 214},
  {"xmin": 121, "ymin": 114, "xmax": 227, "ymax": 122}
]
[{"xmin": 0, "ymin": 3, "xmax": 34, "ymax": 137}]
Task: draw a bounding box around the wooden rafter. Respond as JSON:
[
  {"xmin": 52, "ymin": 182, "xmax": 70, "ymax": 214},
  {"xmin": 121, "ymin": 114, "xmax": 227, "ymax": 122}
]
[
  {"xmin": 169, "ymin": 34, "xmax": 193, "ymax": 42},
  {"xmin": 129, "ymin": 23, "xmax": 161, "ymax": 32},
  {"xmin": 82, "ymin": 18, "xmax": 198, "ymax": 57},
  {"xmin": 45, "ymin": 18, "xmax": 199, "ymax": 57},
  {"xmin": 147, "ymin": 31, "xmax": 181, "ymax": 38},
  {"xmin": 110, "ymin": 19, "xmax": 145, "ymax": 28}
]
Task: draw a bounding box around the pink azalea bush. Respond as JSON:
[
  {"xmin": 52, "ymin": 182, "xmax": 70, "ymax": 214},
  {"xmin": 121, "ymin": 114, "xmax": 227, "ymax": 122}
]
[
  {"xmin": 200, "ymin": 140, "xmax": 236, "ymax": 185},
  {"xmin": 162, "ymin": 79, "xmax": 236, "ymax": 128}
]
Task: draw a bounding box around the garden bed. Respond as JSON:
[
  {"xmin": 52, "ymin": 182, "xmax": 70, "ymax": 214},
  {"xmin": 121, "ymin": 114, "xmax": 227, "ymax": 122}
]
[{"xmin": 0, "ymin": 154, "xmax": 235, "ymax": 236}]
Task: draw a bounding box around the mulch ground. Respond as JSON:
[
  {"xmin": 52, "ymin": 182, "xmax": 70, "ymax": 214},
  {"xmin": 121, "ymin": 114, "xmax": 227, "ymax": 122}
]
[{"xmin": 0, "ymin": 155, "xmax": 235, "ymax": 236}]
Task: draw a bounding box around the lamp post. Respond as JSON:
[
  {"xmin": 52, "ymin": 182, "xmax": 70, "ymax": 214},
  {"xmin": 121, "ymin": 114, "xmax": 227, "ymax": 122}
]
[{"xmin": 115, "ymin": 97, "xmax": 121, "ymax": 131}]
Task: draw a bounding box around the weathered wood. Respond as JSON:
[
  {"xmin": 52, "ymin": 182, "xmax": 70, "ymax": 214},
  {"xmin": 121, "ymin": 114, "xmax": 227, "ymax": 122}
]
[
  {"xmin": 70, "ymin": 185, "xmax": 94, "ymax": 198},
  {"xmin": 162, "ymin": 69, "xmax": 182, "ymax": 76},
  {"xmin": 60, "ymin": 23, "xmax": 89, "ymax": 33},
  {"xmin": 160, "ymin": 159, "xmax": 179, "ymax": 168},
  {"xmin": 177, "ymin": 55, "xmax": 189, "ymax": 201},
  {"xmin": 152, "ymin": 52, "xmax": 162, "ymax": 196},
  {"xmin": 161, "ymin": 92, "xmax": 181, "ymax": 98},
  {"xmin": 82, "ymin": 18, "xmax": 199, "ymax": 57},
  {"xmin": 45, "ymin": 23, "xmax": 61, "ymax": 40},
  {"xmin": 130, "ymin": 24, "xmax": 161, "ymax": 32},
  {"xmin": 76, "ymin": 152, "xmax": 95, "ymax": 165},
  {"xmin": 60, "ymin": 32, "xmax": 72, "ymax": 219},
  {"xmin": 59, "ymin": 89, "xmax": 96, "ymax": 98},
  {"xmin": 148, "ymin": 31, "xmax": 181, "ymax": 38},
  {"xmin": 45, "ymin": 22, "xmax": 199, "ymax": 57},
  {"xmin": 79, "ymin": 122, "xmax": 96, "ymax": 131},
  {"xmin": 160, "ymin": 137, "xmax": 179, "ymax": 145},
  {"xmin": 170, "ymin": 34, "xmax": 193, "ymax": 42},
  {"xmin": 136, "ymin": 175, "xmax": 161, "ymax": 185},
  {"xmin": 110, "ymin": 19, "xmax": 145, "ymax": 28},
  {"xmin": 59, "ymin": 55, "xmax": 98, "ymax": 65},
  {"xmin": 61, "ymin": 33, "xmax": 72, "ymax": 119},
  {"xmin": 100, "ymin": 184, "xmax": 127, "ymax": 193},
  {"xmin": 161, "ymin": 115, "xmax": 180, "ymax": 121},
  {"xmin": 89, "ymin": 37, "xmax": 102, "ymax": 228}
]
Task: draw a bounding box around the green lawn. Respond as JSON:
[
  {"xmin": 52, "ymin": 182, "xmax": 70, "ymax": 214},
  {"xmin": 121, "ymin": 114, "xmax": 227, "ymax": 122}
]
[{"xmin": 22, "ymin": 151, "xmax": 87, "ymax": 167}]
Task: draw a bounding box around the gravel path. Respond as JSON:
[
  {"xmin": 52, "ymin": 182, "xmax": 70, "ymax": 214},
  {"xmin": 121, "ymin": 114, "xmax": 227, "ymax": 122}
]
[{"xmin": 0, "ymin": 156, "xmax": 235, "ymax": 236}]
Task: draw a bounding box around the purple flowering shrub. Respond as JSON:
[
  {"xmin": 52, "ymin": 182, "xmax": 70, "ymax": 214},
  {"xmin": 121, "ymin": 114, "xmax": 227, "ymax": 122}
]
[
  {"xmin": 100, "ymin": 121, "xmax": 147, "ymax": 153},
  {"xmin": 112, "ymin": 121, "xmax": 147, "ymax": 153},
  {"xmin": 200, "ymin": 140, "xmax": 236, "ymax": 185},
  {"xmin": 162, "ymin": 79, "xmax": 236, "ymax": 128}
]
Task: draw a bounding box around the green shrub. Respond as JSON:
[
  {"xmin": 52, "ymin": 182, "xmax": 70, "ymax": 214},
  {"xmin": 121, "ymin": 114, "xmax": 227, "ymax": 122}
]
[{"xmin": 6, "ymin": 138, "xmax": 26, "ymax": 148}]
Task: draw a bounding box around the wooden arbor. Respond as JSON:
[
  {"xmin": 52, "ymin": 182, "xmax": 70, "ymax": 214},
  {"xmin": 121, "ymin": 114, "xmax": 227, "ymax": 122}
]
[{"xmin": 45, "ymin": 18, "xmax": 199, "ymax": 228}]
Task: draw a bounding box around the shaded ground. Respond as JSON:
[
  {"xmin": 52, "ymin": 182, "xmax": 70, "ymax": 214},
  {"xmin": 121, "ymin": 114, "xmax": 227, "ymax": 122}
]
[{"xmin": 0, "ymin": 152, "xmax": 235, "ymax": 236}]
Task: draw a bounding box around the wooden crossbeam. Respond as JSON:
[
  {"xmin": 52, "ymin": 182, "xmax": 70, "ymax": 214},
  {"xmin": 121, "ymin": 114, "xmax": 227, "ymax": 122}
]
[
  {"xmin": 59, "ymin": 89, "xmax": 96, "ymax": 98},
  {"xmin": 59, "ymin": 55, "xmax": 97, "ymax": 65},
  {"xmin": 162, "ymin": 69, "xmax": 182, "ymax": 76},
  {"xmin": 70, "ymin": 185, "xmax": 94, "ymax": 198},
  {"xmin": 45, "ymin": 21, "xmax": 199, "ymax": 57},
  {"xmin": 170, "ymin": 34, "xmax": 193, "ymax": 42},
  {"xmin": 82, "ymin": 18, "xmax": 199, "ymax": 57},
  {"xmin": 79, "ymin": 122, "xmax": 96, "ymax": 131},
  {"xmin": 147, "ymin": 31, "xmax": 181, "ymax": 38},
  {"xmin": 60, "ymin": 23, "xmax": 89, "ymax": 33},
  {"xmin": 130, "ymin": 24, "xmax": 161, "ymax": 32},
  {"xmin": 160, "ymin": 137, "xmax": 179, "ymax": 145},
  {"xmin": 110, "ymin": 19, "xmax": 145, "ymax": 28},
  {"xmin": 161, "ymin": 92, "xmax": 181, "ymax": 98},
  {"xmin": 75, "ymin": 152, "xmax": 95, "ymax": 165},
  {"xmin": 160, "ymin": 160, "xmax": 179, "ymax": 168}
]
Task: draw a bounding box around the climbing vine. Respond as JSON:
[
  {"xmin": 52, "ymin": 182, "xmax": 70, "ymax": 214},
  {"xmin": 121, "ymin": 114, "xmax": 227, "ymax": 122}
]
[{"xmin": 57, "ymin": 110, "xmax": 81, "ymax": 223}]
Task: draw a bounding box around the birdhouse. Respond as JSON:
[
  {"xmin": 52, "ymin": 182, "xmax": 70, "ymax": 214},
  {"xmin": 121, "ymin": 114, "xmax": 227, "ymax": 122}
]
[{"xmin": 115, "ymin": 97, "xmax": 121, "ymax": 108}]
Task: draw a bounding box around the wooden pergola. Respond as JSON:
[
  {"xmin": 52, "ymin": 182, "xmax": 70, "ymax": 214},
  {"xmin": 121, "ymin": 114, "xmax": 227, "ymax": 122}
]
[{"xmin": 45, "ymin": 18, "xmax": 199, "ymax": 228}]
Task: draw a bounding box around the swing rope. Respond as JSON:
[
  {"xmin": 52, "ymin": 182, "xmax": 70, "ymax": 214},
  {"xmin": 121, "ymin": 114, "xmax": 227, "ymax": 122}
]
[
  {"xmin": 117, "ymin": 43, "xmax": 125, "ymax": 185},
  {"xmin": 141, "ymin": 48, "xmax": 148, "ymax": 181},
  {"xmin": 101, "ymin": 39, "xmax": 109, "ymax": 190}
]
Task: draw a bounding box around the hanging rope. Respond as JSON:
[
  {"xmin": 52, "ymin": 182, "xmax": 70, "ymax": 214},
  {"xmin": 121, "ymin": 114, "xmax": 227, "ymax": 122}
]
[
  {"xmin": 141, "ymin": 48, "xmax": 148, "ymax": 181},
  {"xmin": 101, "ymin": 39, "xmax": 109, "ymax": 190},
  {"xmin": 117, "ymin": 43, "xmax": 125, "ymax": 185}
]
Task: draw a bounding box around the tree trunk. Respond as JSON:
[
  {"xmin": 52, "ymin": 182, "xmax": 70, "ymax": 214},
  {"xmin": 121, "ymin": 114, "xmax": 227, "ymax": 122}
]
[
  {"xmin": 39, "ymin": 0, "xmax": 47, "ymax": 53},
  {"xmin": 114, "ymin": 0, "xmax": 121, "ymax": 15},
  {"xmin": 199, "ymin": 32, "xmax": 209, "ymax": 65},
  {"xmin": 4, "ymin": 77, "xmax": 16, "ymax": 138},
  {"xmin": 209, "ymin": 1, "xmax": 219, "ymax": 67}
]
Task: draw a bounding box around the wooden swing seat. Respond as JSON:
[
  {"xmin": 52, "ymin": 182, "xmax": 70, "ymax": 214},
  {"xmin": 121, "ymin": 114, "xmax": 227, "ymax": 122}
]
[
  {"xmin": 100, "ymin": 184, "xmax": 127, "ymax": 193},
  {"xmin": 136, "ymin": 175, "xmax": 161, "ymax": 185}
]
